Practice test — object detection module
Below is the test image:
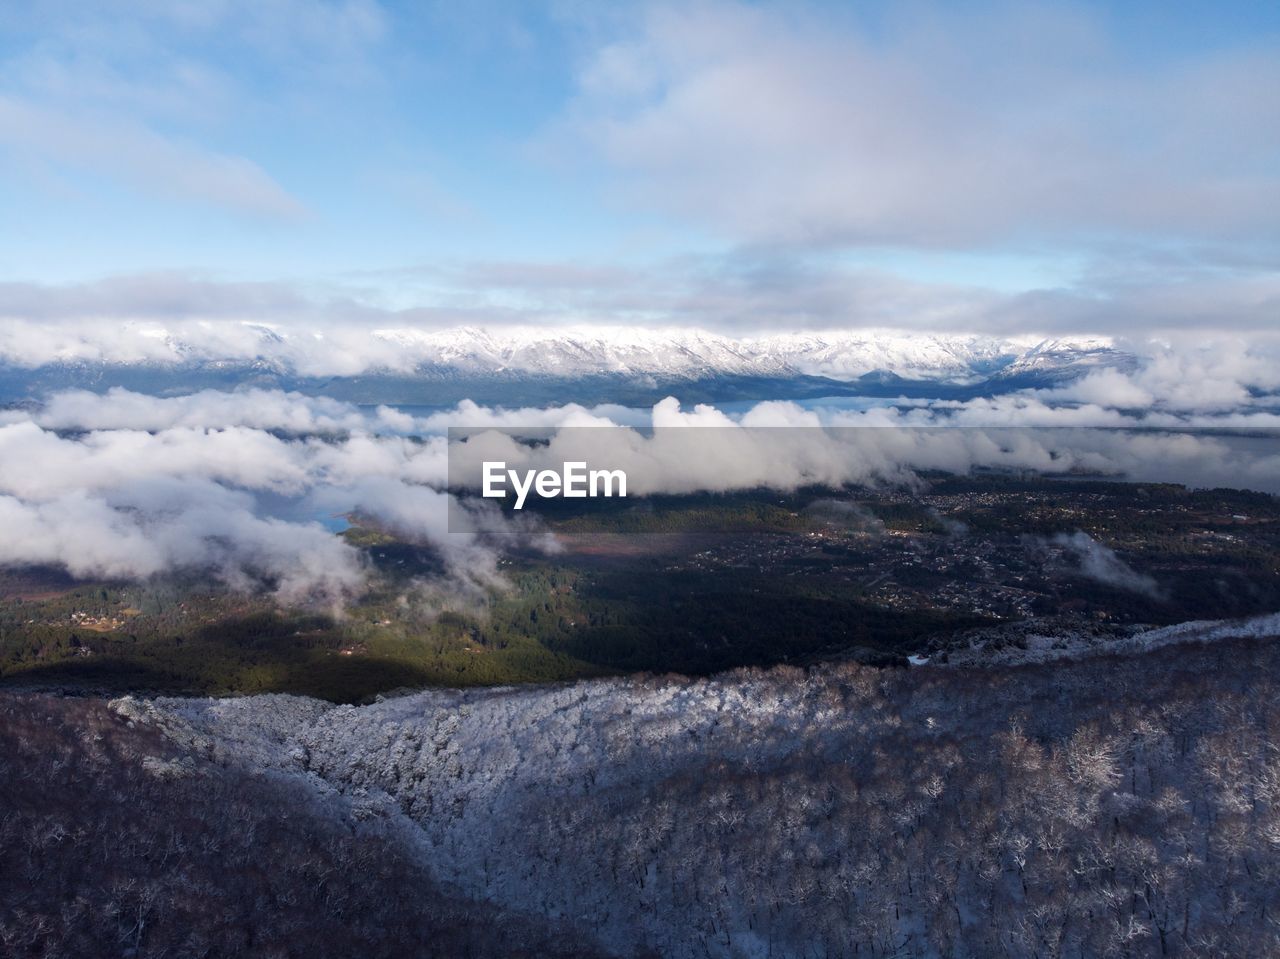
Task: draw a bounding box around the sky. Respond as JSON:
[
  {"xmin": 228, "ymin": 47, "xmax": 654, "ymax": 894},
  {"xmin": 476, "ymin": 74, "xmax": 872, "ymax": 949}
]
[{"xmin": 0, "ymin": 0, "xmax": 1277, "ymax": 336}]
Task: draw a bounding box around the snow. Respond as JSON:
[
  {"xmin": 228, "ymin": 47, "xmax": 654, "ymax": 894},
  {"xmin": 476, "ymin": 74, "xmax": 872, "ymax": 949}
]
[
  {"xmin": 937, "ymin": 611, "xmax": 1280, "ymax": 668},
  {"xmin": 369, "ymin": 327, "xmax": 1121, "ymax": 382},
  {"xmin": 21, "ymin": 322, "xmax": 1124, "ymax": 383},
  {"xmin": 118, "ymin": 607, "xmax": 1280, "ymax": 959}
]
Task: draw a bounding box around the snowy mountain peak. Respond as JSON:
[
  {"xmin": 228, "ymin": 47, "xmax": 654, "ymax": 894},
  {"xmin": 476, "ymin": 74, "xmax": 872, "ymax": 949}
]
[{"xmin": 1, "ymin": 322, "xmax": 1126, "ymax": 386}]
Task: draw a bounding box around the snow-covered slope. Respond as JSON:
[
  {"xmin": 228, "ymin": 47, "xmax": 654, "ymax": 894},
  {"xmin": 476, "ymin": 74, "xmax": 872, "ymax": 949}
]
[
  {"xmin": 358, "ymin": 327, "xmax": 1125, "ymax": 383},
  {"xmin": 118, "ymin": 613, "xmax": 1280, "ymax": 959},
  {"xmin": 374, "ymin": 326, "xmax": 792, "ymax": 379},
  {"xmin": 987, "ymin": 335, "xmax": 1138, "ymax": 385},
  {"xmin": 747, "ymin": 330, "xmax": 1036, "ymax": 381},
  {"xmin": 917, "ymin": 611, "xmax": 1280, "ymax": 668},
  {"xmin": 0, "ymin": 321, "xmax": 1129, "ymax": 386}
]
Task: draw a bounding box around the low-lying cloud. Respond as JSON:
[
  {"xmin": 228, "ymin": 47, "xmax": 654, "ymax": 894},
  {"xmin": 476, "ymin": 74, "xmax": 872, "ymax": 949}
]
[
  {"xmin": 2, "ymin": 386, "xmax": 1277, "ymax": 606},
  {"xmin": 450, "ymin": 407, "xmax": 1280, "ymax": 500},
  {"xmin": 1052, "ymin": 532, "xmax": 1162, "ymax": 599},
  {"xmin": 0, "ymin": 481, "xmax": 362, "ymax": 603},
  {"xmin": 0, "ymin": 415, "xmax": 463, "ymax": 604}
]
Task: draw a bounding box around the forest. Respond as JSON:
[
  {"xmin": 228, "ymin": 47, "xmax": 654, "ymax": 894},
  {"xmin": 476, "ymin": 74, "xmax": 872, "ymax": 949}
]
[
  {"xmin": 5, "ymin": 629, "xmax": 1280, "ymax": 957},
  {"xmin": 1, "ymin": 476, "xmax": 1278, "ymax": 702}
]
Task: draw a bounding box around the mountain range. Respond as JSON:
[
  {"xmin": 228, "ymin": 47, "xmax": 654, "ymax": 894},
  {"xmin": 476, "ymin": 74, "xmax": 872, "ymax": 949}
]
[{"xmin": 0, "ymin": 326, "xmax": 1134, "ymax": 405}]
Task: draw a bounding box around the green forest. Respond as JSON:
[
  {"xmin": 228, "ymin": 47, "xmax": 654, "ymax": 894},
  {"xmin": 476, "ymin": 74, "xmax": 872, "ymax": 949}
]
[{"xmin": 3, "ymin": 477, "xmax": 1278, "ymax": 702}]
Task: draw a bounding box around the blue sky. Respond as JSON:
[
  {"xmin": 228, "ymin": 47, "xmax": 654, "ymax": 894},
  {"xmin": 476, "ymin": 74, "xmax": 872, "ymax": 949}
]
[{"xmin": 0, "ymin": 0, "xmax": 1277, "ymax": 334}]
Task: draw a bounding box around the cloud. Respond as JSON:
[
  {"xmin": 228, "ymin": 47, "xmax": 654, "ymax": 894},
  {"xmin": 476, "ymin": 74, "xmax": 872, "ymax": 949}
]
[
  {"xmin": 1051, "ymin": 531, "xmax": 1162, "ymax": 599},
  {"xmin": 0, "ymin": 415, "xmax": 481, "ymax": 603},
  {"xmin": 450, "ymin": 400, "xmax": 1280, "ymax": 498},
  {"xmin": 0, "ymin": 0, "xmax": 391, "ymax": 220},
  {"xmin": 0, "ymin": 390, "xmax": 626, "ymax": 603},
  {"xmin": 13, "ymin": 336, "xmax": 1280, "ymax": 438},
  {"xmin": 35, "ymin": 387, "xmax": 394, "ymax": 434},
  {"xmin": 2, "ymin": 386, "xmax": 1278, "ymax": 605},
  {"xmin": 556, "ymin": 1, "xmax": 1280, "ymax": 251},
  {"xmin": 4, "ymin": 293, "xmax": 1277, "ymax": 432},
  {"xmin": 0, "ymin": 481, "xmax": 364, "ymax": 604},
  {"xmin": 1041, "ymin": 369, "xmax": 1154, "ymax": 409},
  {"xmin": 0, "ymin": 95, "xmax": 306, "ymax": 220},
  {"xmin": 3, "ymin": 1, "xmax": 388, "ymax": 58},
  {"xmin": 23, "ymin": 387, "xmax": 641, "ymax": 437},
  {"xmin": 0, "ymin": 420, "xmax": 315, "ymax": 498},
  {"xmin": 2, "ymin": 248, "xmax": 1277, "ymax": 349},
  {"xmin": 0, "ymin": 0, "xmax": 1274, "ymax": 351}
]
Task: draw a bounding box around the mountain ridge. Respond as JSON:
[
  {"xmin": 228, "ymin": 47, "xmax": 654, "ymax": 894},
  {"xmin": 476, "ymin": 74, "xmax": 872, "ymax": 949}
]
[{"xmin": 0, "ymin": 326, "xmax": 1129, "ymax": 394}]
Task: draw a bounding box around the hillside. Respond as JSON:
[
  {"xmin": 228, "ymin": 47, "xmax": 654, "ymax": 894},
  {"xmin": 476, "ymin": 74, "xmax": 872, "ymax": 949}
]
[{"xmin": 7, "ymin": 627, "xmax": 1278, "ymax": 958}]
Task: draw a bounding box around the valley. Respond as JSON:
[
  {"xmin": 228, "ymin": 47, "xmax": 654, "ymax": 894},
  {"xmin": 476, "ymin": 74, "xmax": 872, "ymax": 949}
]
[{"xmin": 3, "ymin": 476, "xmax": 1277, "ymax": 703}]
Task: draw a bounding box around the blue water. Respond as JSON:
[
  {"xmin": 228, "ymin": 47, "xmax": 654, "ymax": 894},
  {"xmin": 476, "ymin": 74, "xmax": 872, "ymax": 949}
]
[
  {"xmin": 254, "ymin": 491, "xmax": 351, "ymax": 532},
  {"xmin": 714, "ymin": 395, "xmax": 896, "ymax": 414}
]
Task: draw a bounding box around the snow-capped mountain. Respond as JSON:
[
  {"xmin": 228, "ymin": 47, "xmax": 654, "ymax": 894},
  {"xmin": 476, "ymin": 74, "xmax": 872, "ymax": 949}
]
[
  {"xmin": 0, "ymin": 323, "xmax": 1133, "ymax": 404},
  {"xmin": 987, "ymin": 336, "xmax": 1138, "ymax": 386},
  {"xmin": 372, "ymin": 326, "xmax": 792, "ymax": 379},
  {"xmin": 307, "ymin": 325, "xmax": 1126, "ymax": 384},
  {"xmin": 0, "ymin": 319, "xmax": 1126, "ymax": 381},
  {"xmin": 743, "ymin": 331, "xmax": 1043, "ymax": 382}
]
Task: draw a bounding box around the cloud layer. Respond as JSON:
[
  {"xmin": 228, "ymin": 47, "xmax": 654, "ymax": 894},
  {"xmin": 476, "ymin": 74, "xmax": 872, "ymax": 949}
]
[
  {"xmin": 1, "ymin": 255, "xmax": 1276, "ymax": 355},
  {"xmin": 451, "ymin": 402, "xmax": 1280, "ymax": 500},
  {"xmin": 1, "ymin": 1, "xmax": 1276, "ymax": 345},
  {"xmin": 0, "ymin": 415, "xmax": 454, "ymax": 603},
  {"xmin": 562, "ymin": 2, "xmax": 1280, "ymax": 251},
  {"xmin": 2, "ymin": 370, "xmax": 1277, "ymax": 605}
]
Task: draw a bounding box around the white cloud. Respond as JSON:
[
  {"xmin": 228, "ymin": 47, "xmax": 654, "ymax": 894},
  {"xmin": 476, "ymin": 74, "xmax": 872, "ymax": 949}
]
[
  {"xmin": 36, "ymin": 387, "xmax": 379, "ymax": 433},
  {"xmin": 0, "ymin": 482, "xmax": 364, "ymax": 603},
  {"xmin": 1, "ymin": 253, "xmax": 1277, "ymax": 350},
  {"xmin": 2, "ymin": 385, "xmax": 1279, "ymax": 604},
  {"xmin": 0, "ymin": 95, "xmax": 306, "ymax": 219},
  {"xmin": 451, "ymin": 400, "xmax": 1280, "ymax": 497},
  {"xmin": 1052, "ymin": 531, "xmax": 1161, "ymax": 598},
  {"xmin": 1041, "ymin": 370, "xmax": 1154, "ymax": 409},
  {"xmin": 0, "ymin": 417, "xmax": 460, "ymax": 602},
  {"xmin": 0, "ymin": 1, "xmax": 390, "ymax": 220},
  {"xmin": 558, "ymin": 1, "xmax": 1280, "ymax": 250}
]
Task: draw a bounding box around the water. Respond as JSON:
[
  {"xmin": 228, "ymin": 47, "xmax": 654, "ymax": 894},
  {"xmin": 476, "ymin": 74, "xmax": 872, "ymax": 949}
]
[{"xmin": 254, "ymin": 491, "xmax": 351, "ymax": 532}]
